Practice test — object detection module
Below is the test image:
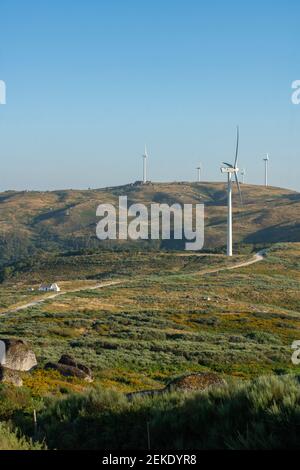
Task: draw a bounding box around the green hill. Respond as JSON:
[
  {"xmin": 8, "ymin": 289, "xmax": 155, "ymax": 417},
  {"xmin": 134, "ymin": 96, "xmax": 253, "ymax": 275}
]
[{"xmin": 0, "ymin": 182, "xmax": 299, "ymax": 265}]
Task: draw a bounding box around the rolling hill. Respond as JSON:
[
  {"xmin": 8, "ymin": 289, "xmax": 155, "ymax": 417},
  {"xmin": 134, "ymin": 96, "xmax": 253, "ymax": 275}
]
[{"xmin": 0, "ymin": 182, "xmax": 299, "ymax": 266}]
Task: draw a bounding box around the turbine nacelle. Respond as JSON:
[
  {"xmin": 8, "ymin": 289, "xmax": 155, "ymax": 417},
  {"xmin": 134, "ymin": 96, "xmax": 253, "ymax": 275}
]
[
  {"xmin": 143, "ymin": 145, "xmax": 148, "ymax": 160},
  {"xmin": 142, "ymin": 145, "xmax": 148, "ymax": 183},
  {"xmin": 221, "ymin": 167, "xmax": 239, "ymax": 174}
]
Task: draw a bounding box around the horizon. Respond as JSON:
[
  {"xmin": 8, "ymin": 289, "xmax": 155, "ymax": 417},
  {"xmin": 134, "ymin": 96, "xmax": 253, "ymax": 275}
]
[{"xmin": 0, "ymin": 179, "xmax": 298, "ymax": 194}]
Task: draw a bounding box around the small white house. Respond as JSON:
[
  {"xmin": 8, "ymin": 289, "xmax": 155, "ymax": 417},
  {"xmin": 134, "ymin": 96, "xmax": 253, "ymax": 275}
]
[{"xmin": 39, "ymin": 283, "xmax": 61, "ymax": 292}]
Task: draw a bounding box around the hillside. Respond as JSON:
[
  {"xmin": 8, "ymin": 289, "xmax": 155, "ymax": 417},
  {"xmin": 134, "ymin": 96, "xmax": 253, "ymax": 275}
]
[
  {"xmin": 0, "ymin": 182, "xmax": 299, "ymax": 265},
  {"xmin": 0, "ymin": 242, "xmax": 300, "ymax": 394},
  {"xmin": 0, "ymin": 239, "xmax": 300, "ymax": 449}
]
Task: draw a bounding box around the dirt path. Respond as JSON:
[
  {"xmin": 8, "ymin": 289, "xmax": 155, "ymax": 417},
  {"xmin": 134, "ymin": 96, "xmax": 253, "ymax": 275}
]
[
  {"xmin": 1, "ymin": 281, "xmax": 121, "ymax": 315},
  {"xmin": 1, "ymin": 251, "xmax": 266, "ymax": 315},
  {"xmin": 195, "ymin": 249, "xmax": 266, "ymax": 276}
]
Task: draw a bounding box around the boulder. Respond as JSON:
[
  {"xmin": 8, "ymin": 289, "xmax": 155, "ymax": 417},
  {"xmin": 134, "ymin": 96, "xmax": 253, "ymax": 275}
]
[
  {"xmin": 166, "ymin": 372, "xmax": 225, "ymax": 392},
  {"xmin": 0, "ymin": 366, "xmax": 23, "ymax": 387},
  {"xmin": 45, "ymin": 355, "xmax": 93, "ymax": 382},
  {"xmin": 58, "ymin": 354, "xmax": 92, "ymax": 377},
  {"xmin": 127, "ymin": 372, "xmax": 225, "ymax": 400},
  {"xmin": 0, "ymin": 339, "xmax": 37, "ymax": 371}
]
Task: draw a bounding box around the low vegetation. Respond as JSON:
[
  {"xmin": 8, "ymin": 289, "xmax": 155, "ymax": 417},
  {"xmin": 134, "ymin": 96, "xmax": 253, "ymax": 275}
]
[
  {"xmin": 2, "ymin": 374, "xmax": 300, "ymax": 449},
  {"xmin": 0, "ymin": 242, "xmax": 299, "ymax": 449}
]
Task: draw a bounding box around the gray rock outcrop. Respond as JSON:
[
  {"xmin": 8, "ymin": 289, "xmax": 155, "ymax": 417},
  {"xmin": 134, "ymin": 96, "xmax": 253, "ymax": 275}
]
[
  {"xmin": 0, "ymin": 339, "xmax": 37, "ymax": 372},
  {"xmin": 0, "ymin": 366, "xmax": 23, "ymax": 387},
  {"xmin": 45, "ymin": 354, "xmax": 93, "ymax": 382},
  {"xmin": 127, "ymin": 372, "xmax": 226, "ymax": 400}
]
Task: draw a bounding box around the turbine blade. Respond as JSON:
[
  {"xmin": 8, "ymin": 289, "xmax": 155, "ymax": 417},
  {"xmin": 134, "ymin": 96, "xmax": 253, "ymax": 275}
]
[
  {"xmin": 234, "ymin": 126, "xmax": 239, "ymax": 168},
  {"xmin": 222, "ymin": 162, "xmax": 234, "ymax": 168},
  {"xmin": 234, "ymin": 172, "xmax": 243, "ymax": 204}
]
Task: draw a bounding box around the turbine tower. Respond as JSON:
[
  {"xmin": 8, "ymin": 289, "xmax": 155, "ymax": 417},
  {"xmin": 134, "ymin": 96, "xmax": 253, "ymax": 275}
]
[
  {"xmin": 241, "ymin": 168, "xmax": 246, "ymax": 184},
  {"xmin": 220, "ymin": 126, "xmax": 243, "ymax": 257},
  {"xmin": 142, "ymin": 145, "xmax": 148, "ymax": 184},
  {"xmin": 263, "ymin": 154, "xmax": 269, "ymax": 187},
  {"xmin": 196, "ymin": 165, "xmax": 202, "ymax": 182}
]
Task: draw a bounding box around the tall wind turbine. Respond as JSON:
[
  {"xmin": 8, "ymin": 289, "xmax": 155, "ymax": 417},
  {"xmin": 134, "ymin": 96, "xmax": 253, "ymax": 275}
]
[
  {"xmin": 220, "ymin": 126, "xmax": 243, "ymax": 257},
  {"xmin": 196, "ymin": 165, "xmax": 202, "ymax": 182},
  {"xmin": 142, "ymin": 145, "xmax": 148, "ymax": 184},
  {"xmin": 263, "ymin": 154, "xmax": 269, "ymax": 187}
]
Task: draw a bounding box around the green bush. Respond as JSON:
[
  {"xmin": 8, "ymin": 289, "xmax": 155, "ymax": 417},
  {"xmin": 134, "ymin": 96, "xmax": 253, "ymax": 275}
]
[
  {"xmin": 0, "ymin": 422, "xmax": 43, "ymax": 450},
  {"xmin": 34, "ymin": 375, "xmax": 300, "ymax": 450},
  {"xmin": 0, "ymin": 386, "xmax": 33, "ymax": 421},
  {"xmin": 245, "ymin": 331, "xmax": 280, "ymax": 344}
]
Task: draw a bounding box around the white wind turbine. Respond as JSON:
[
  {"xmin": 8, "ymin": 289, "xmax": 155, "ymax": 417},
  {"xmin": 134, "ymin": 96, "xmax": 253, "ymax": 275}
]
[
  {"xmin": 220, "ymin": 126, "xmax": 243, "ymax": 257},
  {"xmin": 263, "ymin": 154, "xmax": 269, "ymax": 187},
  {"xmin": 142, "ymin": 145, "xmax": 148, "ymax": 183},
  {"xmin": 196, "ymin": 165, "xmax": 202, "ymax": 182},
  {"xmin": 240, "ymin": 168, "xmax": 246, "ymax": 184}
]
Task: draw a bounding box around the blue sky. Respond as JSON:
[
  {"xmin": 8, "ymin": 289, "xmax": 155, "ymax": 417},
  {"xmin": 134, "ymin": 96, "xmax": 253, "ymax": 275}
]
[{"xmin": 0, "ymin": 0, "xmax": 299, "ymax": 191}]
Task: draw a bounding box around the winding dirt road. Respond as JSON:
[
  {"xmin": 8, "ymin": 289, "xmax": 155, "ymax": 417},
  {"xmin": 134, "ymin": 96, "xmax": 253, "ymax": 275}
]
[
  {"xmin": 2, "ymin": 281, "xmax": 121, "ymax": 315},
  {"xmin": 1, "ymin": 250, "xmax": 266, "ymax": 315},
  {"xmin": 196, "ymin": 249, "xmax": 266, "ymax": 276}
]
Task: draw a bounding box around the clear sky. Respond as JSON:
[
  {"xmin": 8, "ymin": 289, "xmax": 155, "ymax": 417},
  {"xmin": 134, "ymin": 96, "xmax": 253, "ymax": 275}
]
[{"xmin": 0, "ymin": 0, "xmax": 299, "ymax": 191}]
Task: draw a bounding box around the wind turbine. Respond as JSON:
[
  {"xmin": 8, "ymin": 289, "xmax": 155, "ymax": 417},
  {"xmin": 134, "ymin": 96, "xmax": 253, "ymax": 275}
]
[
  {"xmin": 142, "ymin": 145, "xmax": 148, "ymax": 184},
  {"xmin": 220, "ymin": 126, "xmax": 243, "ymax": 257},
  {"xmin": 263, "ymin": 154, "xmax": 269, "ymax": 187},
  {"xmin": 196, "ymin": 165, "xmax": 202, "ymax": 182},
  {"xmin": 240, "ymin": 168, "xmax": 246, "ymax": 184}
]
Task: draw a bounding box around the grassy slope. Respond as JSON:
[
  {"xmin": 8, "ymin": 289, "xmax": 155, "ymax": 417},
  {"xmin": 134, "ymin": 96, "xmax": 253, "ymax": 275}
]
[
  {"xmin": 0, "ymin": 183, "xmax": 300, "ymax": 265},
  {"xmin": 0, "ymin": 244, "xmax": 299, "ymax": 449},
  {"xmin": 0, "ymin": 243, "xmax": 299, "ymax": 395}
]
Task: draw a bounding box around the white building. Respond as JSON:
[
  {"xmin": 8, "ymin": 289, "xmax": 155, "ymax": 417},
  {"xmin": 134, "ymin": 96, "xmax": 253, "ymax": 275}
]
[{"xmin": 39, "ymin": 283, "xmax": 61, "ymax": 292}]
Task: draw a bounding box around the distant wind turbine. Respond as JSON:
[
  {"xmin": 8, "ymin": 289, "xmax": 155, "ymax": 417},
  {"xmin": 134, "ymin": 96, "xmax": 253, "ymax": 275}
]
[
  {"xmin": 220, "ymin": 126, "xmax": 243, "ymax": 257},
  {"xmin": 142, "ymin": 145, "xmax": 148, "ymax": 184},
  {"xmin": 240, "ymin": 168, "xmax": 246, "ymax": 184},
  {"xmin": 263, "ymin": 154, "xmax": 269, "ymax": 187},
  {"xmin": 196, "ymin": 165, "xmax": 202, "ymax": 182}
]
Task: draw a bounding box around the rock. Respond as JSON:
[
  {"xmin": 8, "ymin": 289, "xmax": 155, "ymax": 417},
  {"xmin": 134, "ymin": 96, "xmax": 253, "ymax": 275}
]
[
  {"xmin": 0, "ymin": 339, "xmax": 37, "ymax": 371},
  {"xmin": 58, "ymin": 354, "xmax": 92, "ymax": 377},
  {"xmin": 0, "ymin": 366, "xmax": 23, "ymax": 387},
  {"xmin": 165, "ymin": 372, "xmax": 225, "ymax": 392},
  {"xmin": 45, "ymin": 355, "xmax": 93, "ymax": 382},
  {"xmin": 127, "ymin": 372, "xmax": 225, "ymax": 400}
]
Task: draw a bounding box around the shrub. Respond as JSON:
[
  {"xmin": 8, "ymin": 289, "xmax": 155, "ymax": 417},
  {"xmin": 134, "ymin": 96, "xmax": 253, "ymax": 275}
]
[
  {"xmin": 0, "ymin": 422, "xmax": 43, "ymax": 450},
  {"xmin": 245, "ymin": 331, "xmax": 280, "ymax": 345},
  {"xmin": 33, "ymin": 375, "xmax": 300, "ymax": 450}
]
